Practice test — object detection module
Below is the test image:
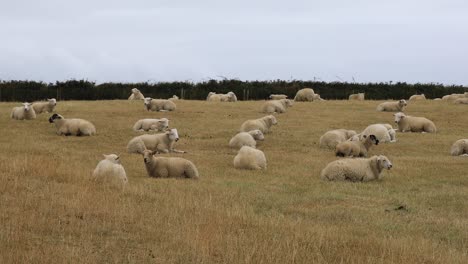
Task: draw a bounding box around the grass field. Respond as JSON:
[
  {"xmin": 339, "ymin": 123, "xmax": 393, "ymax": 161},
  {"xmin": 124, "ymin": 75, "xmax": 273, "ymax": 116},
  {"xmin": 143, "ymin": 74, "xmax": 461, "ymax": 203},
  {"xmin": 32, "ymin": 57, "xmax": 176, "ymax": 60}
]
[{"xmin": 0, "ymin": 99, "xmax": 467, "ymax": 263}]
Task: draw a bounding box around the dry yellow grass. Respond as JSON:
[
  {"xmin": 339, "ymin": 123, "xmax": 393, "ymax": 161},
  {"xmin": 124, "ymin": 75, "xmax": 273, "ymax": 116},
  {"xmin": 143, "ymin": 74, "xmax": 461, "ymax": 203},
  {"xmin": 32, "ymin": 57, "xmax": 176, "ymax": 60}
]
[{"xmin": 0, "ymin": 99, "xmax": 467, "ymax": 263}]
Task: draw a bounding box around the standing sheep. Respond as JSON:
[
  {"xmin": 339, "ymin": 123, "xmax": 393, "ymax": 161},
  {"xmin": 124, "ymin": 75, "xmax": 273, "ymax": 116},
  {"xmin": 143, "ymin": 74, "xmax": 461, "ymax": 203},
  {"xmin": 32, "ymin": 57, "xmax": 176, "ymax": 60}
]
[
  {"xmin": 349, "ymin": 93, "xmax": 365, "ymax": 101},
  {"xmin": 142, "ymin": 150, "xmax": 199, "ymax": 179},
  {"xmin": 335, "ymin": 134, "xmax": 379, "ymax": 158},
  {"xmin": 132, "ymin": 118, "xmax": 169, "ymax": 132},
  {"xmin": 450, "ymin": 139, "xmax": 468, "ymax": 156},
  {"xmin": 319, "ymin": 129, "xmax": 357, "ymax": 149},
  {"xmin": 11, "ymin": 103, "xmax": 36, "ymax": 120},
  {"xmin": 269, "ymin": 94, "xmax": 288, "ymax": 100},
  {"xmin": 294, "ymin": 88, "xmax": 315, "ymax": 102},
  {"xmin": 32, "ymin": 98, "xmax": 57, "ymax": 114},
  {"xmin": 229, "ymin": 130, "xmax": 265, "ymax": 149},
  {"xmin": 409, "ymin": 94, "xmax": 426, "ymax": 101},
  {"xmin": 48, "ymin": 114, "xmax": 96, "ymax": 136},
  {"xmin": 376, "ymin": 99, "xmax": 408, "ymax": 112},
  {"xmin": 360, "ymin": 124, "xmax": 397, "ymax": 143},
  {"xmin": 261, "ymin": 99, "xmax": 293, "ymax": 114},
  {"xmin": 92, "ymin": 154, "xmax": 128, "ymax": 186},
  {"xmin": 320, "ymin": 155, "xmax": 393, "ymax": 182},
  {"xmin": 144, "ymin": 97, "xmax": 176, "ymax": 112},
  {"xmin": 127, "ymin": 128, "xmax": 185, "ymax": 154},
  {"xmin": 393, "ymin": 112, "xmax": 436, "ymax": 133},
  {"xmin": 240, "ymin": 115, "xmax": 278, "ymax": 134},
  {"xmin": 128, "ymin": 88, "xmax": 145, "ymax": 100},
  {"xmin": 233, "ymin": 146, "xmax": 267, "ymax": 170}
]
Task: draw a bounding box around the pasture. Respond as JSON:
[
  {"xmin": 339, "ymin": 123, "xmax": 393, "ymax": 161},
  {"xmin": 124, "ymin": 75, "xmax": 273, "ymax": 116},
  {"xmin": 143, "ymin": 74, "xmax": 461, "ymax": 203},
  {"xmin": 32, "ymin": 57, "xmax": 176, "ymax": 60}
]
[{"xmin": 0, "ymin": 99, "xmax": 467, "ymax": 263}]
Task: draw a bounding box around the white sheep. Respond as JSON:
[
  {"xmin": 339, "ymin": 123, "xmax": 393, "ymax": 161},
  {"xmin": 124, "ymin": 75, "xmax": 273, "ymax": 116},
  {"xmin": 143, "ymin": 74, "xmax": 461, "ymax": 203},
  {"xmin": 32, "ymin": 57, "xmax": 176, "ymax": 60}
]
[
  {"xmin": 133, "ymin": 118, "xmax": 169, "ymax": 132},
  {"xmin": 393, "ymin": 112, "xmax": 436, "ymax": 133},
  {"xmin": 376, "ymin": 99, "xmax": 408, "ymax": 112},
  {"xmin": 319, "ymin": 129, "xmax": 357, "ymax": 149},
  {"xmin": 294, "ymin": 88, "xmax": 315, "ymax": 102},
  {"xmin": 409, "ymin": 94, "xmax": 426, "ymax": 101},
  {"xmin": 320, "ymin": 155, "xmax": 393, "ymax": 182},
  {"xmin": 169, "ymin": 95, "xmax": 179, "ymax": 101},
  {"xmin": 11, "ymin": 102, "xmax": 36, "ymax": 120},
  {"xmin": 142, "ymin": 150, "xmax": 199, "ymax": 179},
  {"xmin": 450, "ymin": 139, "xmax": 468, "ymax": 156},
  {"xmin": 127, "ymin": 128, "xmax": 185, "ymax": 154},
  {"xmin": 313, "ymin": 94, "xmax": 325, "ymax": 101},
  {"xmin": 261, "ymin": 99, "xmax": 293, "ymax": 113},
  {"xmin": 269, "ymin": 94, "xmax": 288, "ymax": 100},
  {"xmin": 206, "ymin": 92, "xmax": 217, "ymax": 101},
  {"xmin": 229, "ymin": 130, "xmax": 265, "ymax": 149},
  {"xmin": 32, "ymin": 98, "xmax": 57, "ymax": 114},
  {"xmin": 233, "ymin": 146, "xmax": 267, "ymax": 170},
  {"xmin": 144, "ymin": 97, "xmax": 176, "ymax": 112},
  {"xmin": 240, "ymin": 115, "xmax": 278, "ymax": 134},
  {"xmin": 442, "ymin": 93, "xmax": 465, "ymax": 101},
  {"xmin": 220, "ymin": 91, "xmax": 238, "ymax": 102},
  {"xmin": 349, "ymin": 93, "xmax": 365, "ymax": 100},
  {"xmin": 454, "ymin": 98, "xmax": 468, "ymax": 104},
  {"xmin": 48, "ymin": 114, "xmax": 96, "ymax": 136},
  {"xmin": 335, "ymin": 134, "xmax": 379, "ymax": 158},
  {"xmin": 360, "ymin": 124, "xmax": 397, "ymax": 143},
  {"xmin": 92, "ymin": 154, "xmax": 128, "ymax": 186},
  {"xmin": 128, "ymin": 88, "xmax": 145, "ymax": 100}
]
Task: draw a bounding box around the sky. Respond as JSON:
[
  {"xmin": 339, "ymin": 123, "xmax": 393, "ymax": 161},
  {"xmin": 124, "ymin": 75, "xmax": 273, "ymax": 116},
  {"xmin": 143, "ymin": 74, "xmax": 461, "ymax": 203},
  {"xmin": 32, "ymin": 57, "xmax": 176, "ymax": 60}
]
[{"xmin": 1, "ymin": 0, "xmax": 467, "ymax": 85}]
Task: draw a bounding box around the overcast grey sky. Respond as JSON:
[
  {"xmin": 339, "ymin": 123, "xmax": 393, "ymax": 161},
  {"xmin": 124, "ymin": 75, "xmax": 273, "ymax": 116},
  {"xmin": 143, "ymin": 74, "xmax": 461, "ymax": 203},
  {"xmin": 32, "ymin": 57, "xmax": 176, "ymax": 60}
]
[{"xmin": 1, "ymin": 0, "xmax": 467, "ymax": 84}]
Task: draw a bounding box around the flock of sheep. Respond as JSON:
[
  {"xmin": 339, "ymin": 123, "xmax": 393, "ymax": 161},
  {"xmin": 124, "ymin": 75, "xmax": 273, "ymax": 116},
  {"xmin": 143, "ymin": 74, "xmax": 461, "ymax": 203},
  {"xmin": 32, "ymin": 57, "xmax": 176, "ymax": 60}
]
[{"xmin": 8, "ymin": 87, "xmax": 468, "ymax": 187}]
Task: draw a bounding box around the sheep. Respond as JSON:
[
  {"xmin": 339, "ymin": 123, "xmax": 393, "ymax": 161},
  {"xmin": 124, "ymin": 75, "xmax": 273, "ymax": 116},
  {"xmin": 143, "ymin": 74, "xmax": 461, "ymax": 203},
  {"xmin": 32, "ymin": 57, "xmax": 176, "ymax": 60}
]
[
  {"xmin": 144, "ymin": 97, "xmax": 176, "ymax": 112},
  {"xmin": 376, "ymin": 99, "xmax": 408, "ymax": 112},
  {"xmin": 207, "ymin": 92, "xmax": 221, "ymax": 101},
  {"xmin": 454, "ymin": 98, "xmax": 468, "ymax": 104},
  {"xmin": 127, "ymin": 128, "xmax": 185, "ymax": 154},
  {"xmin": 349, "ymin": 93, "xmax": 365, "ymax": 100},
  {"xmin": 269, "ymin": 94, "xmax": 288, "ymax": 100},
  {"xmin": 233, "ymin": 146, "xmax": 267, "ymax": 170},
  {"xmin": 409, "ymin": 94, "xmax": 426, "ymax": 101},
  {"xmin": 261, "ymin": 99, "xmax": 293, "ymax": 113},
  {"xmin": 32, "ymin": 98, "xmax": 57, "ymax": 114},
  {"xmin": 393, "ymin": 112, "xmax": 436, "ymax": 133},
  {"xmin": 294, "ymin": 88, "xmax": 315, "ymax": 102},
  {"xmin": 142, "ymin": 150, "xmax": 199, "ymax": 179},
  {"xmin": 128, "ymin": 88, "xmax": 145, "ymax": 100},
  {"xmin": 450, "ymin": 139, "xmax": 468, "ymax": 156},
  {"xmin": 319, "ymin": 129, "xmax": 357, "ymax": 149},
  {"xmin": 220, "ymin": 91, "xmax": 238, "ymax": 102},
  {"xmin": 132, "ymin": 118, "xmax": 169, "ymax": 132},
  {"xmin": 434, "ymin": 98, "xmax": 442, "ymax": 101},
  {"xmin": 442, "ymin": 93, "xmax": 465, "ymax": 101},
  {"xmin": 229, "ymin": 130, "xmax": 265, "ymax": 149},
  {"xmin": 313, "ymin": 94, "xmax": 325, "ymax": 101},
  {"xmin": 48, "ymin": 114, "xmax": 96, "ymax": 136},
  {"xmin": 169, "ymin": 95, "xmax": 179, "ymax": 101},
  {"xmin": 240, "ymin": 115, "xmax": 277, "ymax": 134},
  {"xmin": 92, "ymin": 154, "xmax": 128, "ymax": 186},
  {"xmin": 11, "ymin": 103, "xmax": 36, "ymax": 120},
  {"xmin": 320, "ymin": 155, "xmax": 393, "ymax": 182},
  {"xmin": 360, "ymin": 124, "xmax": 397, "ymax": 143},
  {"xmin": 335, "ymin": 134, "xmax": 379, "ymax": 158}
]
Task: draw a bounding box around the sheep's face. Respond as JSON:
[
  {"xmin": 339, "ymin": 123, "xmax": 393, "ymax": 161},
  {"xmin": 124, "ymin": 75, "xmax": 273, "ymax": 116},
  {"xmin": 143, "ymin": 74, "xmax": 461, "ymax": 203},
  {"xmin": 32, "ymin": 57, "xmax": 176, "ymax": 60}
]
[
  {"xmin": 48, "ymin": 113, "xmax": 63, "ymax": 123},
  {"xmin": 378, "ymin": 156, "xmax": 393, "ymax": 170},
  {"xmin": 143, "ymin": 150, "xmax": 156, "ymax": 164},
  {"xmin": 48, "ymin": 98, "xmax": 57, "ymax": 106},
  {"xmin": 346, "ymin": 130, "xmax": 357, "ymax": 139},
  {"xmin": 252, "ymin": 130, "xmax": 265, "ymax": 141},
  {"xmin": 393, "ymin": 112, "xmax": 406, "ymax": 124},
  {"xmin": 283, "ymin": 99, "xmax": 293, "ymax": 107},
  {"xmin": 268, "ymin": 115, "xmax": 278, "ymax": 125},
  {"xmin": 22, "ymin": 103, "xmax": 32, "ymax": 111},
  {"xmin": 144, "ymin": 97, "xmax": 152, "ymax": 110},
  {"xmin": 399, "ymin": 99, "xmax": 407, "ymax": 106},
  {"xmin": 132, "ymin": 88, "xmax": 140, "ymax": 94},
  {"xmin": 166, "ymin": 128, "xmax": 179, "ymax": 142},
  {"xmin": 158, "ymin": 118, "xmax": 169, "ymax": 129},
  {"xmin": 369, "ymin": 134, "xmax": 379, "ymax": 145},
  {"xmin": 103, "ymin": 154, "xmax": 121, "ymax": 164}
]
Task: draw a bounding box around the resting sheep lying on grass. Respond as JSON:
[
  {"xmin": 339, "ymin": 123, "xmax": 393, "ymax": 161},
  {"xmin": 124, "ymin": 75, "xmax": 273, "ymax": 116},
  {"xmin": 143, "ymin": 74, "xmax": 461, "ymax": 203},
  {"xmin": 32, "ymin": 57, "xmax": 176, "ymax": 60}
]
[
  {"xmin": 240, "ymin": 115, "xmax": 277, "ymax": 134},
  {"xmin": 360, "ymin": 124, "xmax": 397, "ymax": 143},
  {"xmin": 144, "ymin": 97, "xmax": 176, "ymax": 112},
  {"xmin": 349, "ymin": 93, "xmax": 365, "ymax": 100},
  {"xmin": 393, "ymin": 112, "xmax": 436, "ymax": 133},
  {"xmin": 321, "ymin": 155, "xmax": 393, "ymax": 182},
  {"xmin": 319, "ymin": 129, "xmax": 357, "ymax": 149},
  {"xmin": 127, "ymin": 128, "xmax": 185, "ymax": 154},
  {"xmin": 133, "ymin": 118, "xmax": 169, "ymax": 132},
  {"xmin": 128, "ymin": 88, "xmax": 145, "ymax": 100},
  {"xmin": 169, "ymin": 95, "xmax": 179, "ymax": 101},
  {"xmin": 450, "ymin": 139, "xmax": 468, "ymax": 156},
  {"xmin": 11, "ymin": 103, "xmax": 36, "ymax": 120},
  {"xmin": 376, "ymin": 99, "xmax": 407, "ymax": 112},
  {"xmin": 233, "ymin": 146, "xmax": 267, "ymax": 170},
  {"xmin": 454, "ymin": 98, "xmax": 468, "ymax": 104},
  {"xmin": 261, "ymin": 99, "xmax": 293, "ymax": 114},
  {"xmin": 32, "ymin": 98, "xmax": 57, "ymax": 114},
  {"xmin": 92, "ymin": 154, "xmax": 128, "ymax": 186},
  {"xmin": 269, "ymin": 94, "xmax": 288, "ymax": 100},
  {"xmin": 409, "ymin": 94, "xmax": 426, "ymax": 101},
  {"xmin": 48, "ymin": 114, "xmax": 96, "ymax": 136},
  {"xmin": 335, "ymin": 134, "xmax": 379, "ymax": 158},
  {"xmin": 294, "ymin": 88, "xmax": 315, "ymax": 101},
  {"xmin": 220, "ymin": 92, "xmax": 238, "ymax": 102},
  {"xmin": 142, "ymin": 150, "xmax": 199, "ymax": 179},
  {"xmin": 229, "ymin": 130, "xmax": 264, "ymax": 149}
]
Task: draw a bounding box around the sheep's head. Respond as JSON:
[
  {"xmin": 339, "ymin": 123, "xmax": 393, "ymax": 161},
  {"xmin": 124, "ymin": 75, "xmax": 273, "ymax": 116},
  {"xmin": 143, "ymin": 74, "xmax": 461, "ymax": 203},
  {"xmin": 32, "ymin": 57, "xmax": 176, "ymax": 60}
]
[
  {"xmin": 132, "ymin": 88, "xmax": 140, "ymax": 94},
  {"xmin": 346, "ymin": 130, "xmax": 357, "ymax": 139},
  {"xmin": 48, "ymin": 98, "xmax": 57, "ymax": 106},
  {"xmin": 250, "ymin": 130, "xmax": 265, "ymax": 141},
  {"xmin": 267, "ymin": 115, "xmax": 278, "ymax": 125},
  {"xmin": 166, "ymin": 128, "xmax": 179, "ymax": 142},
  {"xmin": 283, "ymin": 99, "xmax": 293, "ymax": 107},
  {"xmin": 369, "ymin": 134, "xmax": 379, "ymax": 145},
  {"xmin": 48, "ymin": 113, "xmax": 63, "ymax": 123},
  {"xmin": 103, "ymin": 154, "xmax": 121, "ymax": 164},
  {"xmin": 393, "ymin": 112, "xmax": 406, "ymax": 124},
  {"xmin": 399, "ymin": 99, "xmax": 407, "ymax": 106},
  {"xmin": 377, "ymin": 155, "xmax": 392, "ymax": 170},
  {"xmin": 142, "ymin": 149, "xmax": 156, "ymax": 164},
  {"xmin": 22, "ymin": 103, "xmax": 32, "ymax": 111},
  {"xmin": 144, "ymin": 97, "xmax": 152, "ymax": 110}
]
